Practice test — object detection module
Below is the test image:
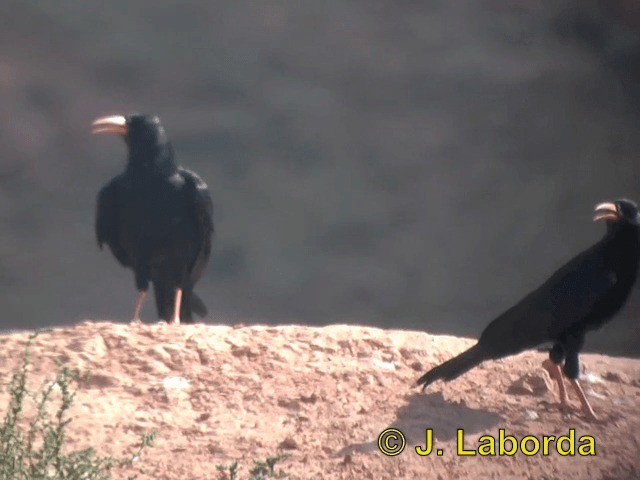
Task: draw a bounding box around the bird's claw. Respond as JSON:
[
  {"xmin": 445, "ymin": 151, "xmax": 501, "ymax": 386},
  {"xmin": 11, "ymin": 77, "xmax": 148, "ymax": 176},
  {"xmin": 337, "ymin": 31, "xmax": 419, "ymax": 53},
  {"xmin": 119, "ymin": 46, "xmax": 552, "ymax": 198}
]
[
  {"xmin": 579, "ymin": 406, "xmax": 599, "ymax": 423},
  {"xmin": 538, "ymin": 400, "xmax": 574, "ymax": 414},
  {"xmin": 558, "ymin": 400, "xmax": 574, "ymax": 413},
  {"xmin": 581, "ymin": 413, "xmax": 600, "ymax": 423}
]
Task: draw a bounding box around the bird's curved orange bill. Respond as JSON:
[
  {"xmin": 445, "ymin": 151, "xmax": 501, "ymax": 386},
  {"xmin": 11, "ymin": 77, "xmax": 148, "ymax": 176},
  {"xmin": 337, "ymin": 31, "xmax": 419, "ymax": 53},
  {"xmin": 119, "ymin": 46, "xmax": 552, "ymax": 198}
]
[
  {"xmin": 593, "ymin": 202, "xmax": 618, "ymax": 222},
  {"xmin": 92, "ymin": 115, "xmax": 127, "ymax": 135}
]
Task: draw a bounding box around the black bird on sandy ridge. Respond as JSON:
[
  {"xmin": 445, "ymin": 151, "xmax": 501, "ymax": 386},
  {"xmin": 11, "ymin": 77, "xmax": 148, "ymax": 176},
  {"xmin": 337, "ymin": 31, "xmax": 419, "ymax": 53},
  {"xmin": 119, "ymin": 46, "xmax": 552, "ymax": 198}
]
[
  {"xmin": 417, "ymin": 199, "xmax": 640, "ymax": 420},
  {"xmin": 92, "ymin": 114, "xmax": 214, "ymax": 325}
]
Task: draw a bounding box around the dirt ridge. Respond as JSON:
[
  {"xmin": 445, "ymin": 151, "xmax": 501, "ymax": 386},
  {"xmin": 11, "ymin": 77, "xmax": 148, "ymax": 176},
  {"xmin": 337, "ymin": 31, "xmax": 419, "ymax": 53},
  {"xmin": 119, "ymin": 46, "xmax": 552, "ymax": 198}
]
[{"xmin": 1, "ymin": 320, "xmax": 639, "ymax": 479}]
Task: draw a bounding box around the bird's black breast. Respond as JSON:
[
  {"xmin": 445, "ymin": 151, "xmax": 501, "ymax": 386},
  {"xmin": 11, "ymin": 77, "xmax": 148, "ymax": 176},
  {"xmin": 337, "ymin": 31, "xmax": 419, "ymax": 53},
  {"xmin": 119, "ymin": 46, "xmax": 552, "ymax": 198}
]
[{"xmin": 108, "ymin": 172, "xmax": 201, "ymax": 266}]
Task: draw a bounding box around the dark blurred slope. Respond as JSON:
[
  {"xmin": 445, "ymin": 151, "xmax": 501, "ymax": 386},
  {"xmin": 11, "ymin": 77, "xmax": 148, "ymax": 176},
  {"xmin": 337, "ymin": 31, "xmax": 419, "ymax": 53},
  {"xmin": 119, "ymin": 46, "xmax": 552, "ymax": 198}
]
[{"xmin": 1, "ymin": 1, "xmax": 640, "ymax": 355}]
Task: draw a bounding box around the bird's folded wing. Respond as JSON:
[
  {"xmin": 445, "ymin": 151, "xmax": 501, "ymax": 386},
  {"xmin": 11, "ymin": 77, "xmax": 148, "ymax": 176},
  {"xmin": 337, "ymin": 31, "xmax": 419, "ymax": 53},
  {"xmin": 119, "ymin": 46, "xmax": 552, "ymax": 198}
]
[
  {"xmin": 95, "ymin": 178, "xmax": 131, "ymax": 267},
  {"xmin": 479, "ymin": 247, "xmax": 615, "ymax": 356},
  {"xmin": 179, "ymin": 168, "xmax": 214, "ymax": 275}
]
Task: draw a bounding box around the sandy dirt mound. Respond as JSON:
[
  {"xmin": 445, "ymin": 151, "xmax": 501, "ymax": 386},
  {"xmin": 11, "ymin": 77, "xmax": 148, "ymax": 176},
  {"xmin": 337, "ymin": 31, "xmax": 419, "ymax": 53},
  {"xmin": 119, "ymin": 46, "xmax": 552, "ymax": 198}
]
[{"xmin": 1, "ymin": 321, "xmax": 639, "ymax": 479}]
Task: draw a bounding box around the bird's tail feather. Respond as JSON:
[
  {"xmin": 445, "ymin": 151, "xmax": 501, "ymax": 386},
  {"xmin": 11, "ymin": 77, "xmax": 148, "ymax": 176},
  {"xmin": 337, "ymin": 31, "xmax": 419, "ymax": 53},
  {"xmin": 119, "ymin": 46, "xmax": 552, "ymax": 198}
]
[
  {"xmin": 153, "ymin": 282, "xmax": 174, "ymax": 322},
  {"xmin": 191, "ymin": 291, "xmax": 208, "ymax": 318},
  {"xmin": 416, "ymin": 344, "xmax": 486, "ymax": 390}
]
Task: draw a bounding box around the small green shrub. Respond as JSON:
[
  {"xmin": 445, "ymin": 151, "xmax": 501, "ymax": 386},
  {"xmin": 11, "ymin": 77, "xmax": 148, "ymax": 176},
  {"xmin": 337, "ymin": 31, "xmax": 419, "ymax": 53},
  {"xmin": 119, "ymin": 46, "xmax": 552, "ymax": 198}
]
[
  {"xmin": 216, "ymin": 453, "xmax": 290, "ymax": 480},
  {"xmin": 0, "ymin": 332, "xmax": 156, "ymax": 480}
]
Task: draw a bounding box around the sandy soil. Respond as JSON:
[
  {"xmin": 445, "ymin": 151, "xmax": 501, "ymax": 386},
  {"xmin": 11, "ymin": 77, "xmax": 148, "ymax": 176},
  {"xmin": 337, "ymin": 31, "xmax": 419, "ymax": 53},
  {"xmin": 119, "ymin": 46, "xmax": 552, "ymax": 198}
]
[{"xmin": 1, "ymin": 320, "xmax": 639, "ymax": 479}]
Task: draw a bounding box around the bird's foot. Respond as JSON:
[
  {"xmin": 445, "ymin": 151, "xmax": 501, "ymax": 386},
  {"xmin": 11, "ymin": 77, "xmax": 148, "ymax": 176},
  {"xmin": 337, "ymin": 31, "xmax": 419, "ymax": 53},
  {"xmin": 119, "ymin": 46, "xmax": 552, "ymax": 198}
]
[
  {"xmin": 541, "ymin": 397, "xmax": 600, "ymax": 422},
  {"xmin": 558, "ymin": 400, "xmax": 575, "ymax": 415},
  {"xmin": 170, "ymin": 317, "xmax": 181, "ymax": 325},
  {"xmin": 568, "ymin": 379, "xmax": 601, "ymax": 423},
  {"xmin": 538, "ymin": 399, "xmax": 574, "ymax": 415},
  {"xmin": 129, "ymin": 317, "xmax": 142, "ymax": 326},
  {"xmin": 579, "ymin": 405, "xmax": 599, "ymax": 423}
]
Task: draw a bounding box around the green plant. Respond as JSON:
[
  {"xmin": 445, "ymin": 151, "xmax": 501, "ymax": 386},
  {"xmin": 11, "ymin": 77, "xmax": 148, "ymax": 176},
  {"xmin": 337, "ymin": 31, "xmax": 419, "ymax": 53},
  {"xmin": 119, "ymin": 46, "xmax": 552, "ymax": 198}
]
[
  {"xmin": 0, "ymin": 332, "xmax": 156, "ymax": 480},
  {"xmin": 216, "ymin": 461, "xmax": 239, "ymax": 480},
  {"xmin": 216, "ymin": 453, "xmax": 290, "ymax": 480}
]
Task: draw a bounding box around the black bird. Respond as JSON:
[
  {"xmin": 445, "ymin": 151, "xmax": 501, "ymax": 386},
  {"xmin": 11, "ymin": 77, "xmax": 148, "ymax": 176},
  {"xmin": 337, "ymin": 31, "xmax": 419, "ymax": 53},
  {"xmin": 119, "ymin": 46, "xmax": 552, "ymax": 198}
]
[
  {"xmin": 416, "ymin": 199, "xmax": 640, "ymax": 420},
  {"xmin": 92, "ymin": 114, "xmax": 214, "ymax": 325}
]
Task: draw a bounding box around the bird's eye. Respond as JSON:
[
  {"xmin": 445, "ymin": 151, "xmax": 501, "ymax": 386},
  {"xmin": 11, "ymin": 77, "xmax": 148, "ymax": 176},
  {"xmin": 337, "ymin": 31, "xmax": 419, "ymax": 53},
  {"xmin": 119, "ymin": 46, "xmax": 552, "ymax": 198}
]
[{"xmin": 618, "ymin": 202, "xmax": 639, "ymax": 220}]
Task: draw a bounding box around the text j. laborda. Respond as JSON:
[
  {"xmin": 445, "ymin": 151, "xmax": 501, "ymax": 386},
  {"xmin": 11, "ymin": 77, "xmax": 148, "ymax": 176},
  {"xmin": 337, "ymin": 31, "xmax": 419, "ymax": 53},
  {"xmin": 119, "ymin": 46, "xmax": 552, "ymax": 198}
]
[{"xmin": 377, "ymin": 428, "xmax": 596, "ymax": 457}]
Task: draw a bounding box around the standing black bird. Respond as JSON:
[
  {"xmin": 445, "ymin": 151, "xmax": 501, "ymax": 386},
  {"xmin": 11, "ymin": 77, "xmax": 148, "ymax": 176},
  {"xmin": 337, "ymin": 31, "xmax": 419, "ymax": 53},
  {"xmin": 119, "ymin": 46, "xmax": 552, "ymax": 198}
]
[
  {"xmin": 416, "ymin": 199, "xmax": 640, "ymax": 420},
  {"xmin": 92, "ymin": 114, "xmax": 214, "ymax": 325}
]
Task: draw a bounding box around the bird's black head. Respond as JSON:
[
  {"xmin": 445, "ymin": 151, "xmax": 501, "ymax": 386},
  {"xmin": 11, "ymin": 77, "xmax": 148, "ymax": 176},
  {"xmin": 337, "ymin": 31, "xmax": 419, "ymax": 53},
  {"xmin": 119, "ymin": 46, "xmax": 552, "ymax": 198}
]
[
  {"xmin": 593, "ymin": 199, "xmax": 640, "ymax": 228},
  {"xmin": 91, "ymin": 113, "xmax": 175, "ymax": 173}
]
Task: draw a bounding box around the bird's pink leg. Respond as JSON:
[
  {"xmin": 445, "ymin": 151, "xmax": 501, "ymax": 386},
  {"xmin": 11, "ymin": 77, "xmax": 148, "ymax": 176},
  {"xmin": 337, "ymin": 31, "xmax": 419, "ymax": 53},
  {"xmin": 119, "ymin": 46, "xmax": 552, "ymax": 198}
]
[
  {"xmin": 569, "ymin": 379, "xmax": 598, "ymax": 421},
  {"xmin": 131, "ymin": 291, "xmax": 146, "ymax": 324},
  {"xmin": 170, "ymin": 288, "xmax": 182, "ymax": 325},
  {"xmin": 542, "ymin": 359, "xmax": 571, "ymax": 412}
]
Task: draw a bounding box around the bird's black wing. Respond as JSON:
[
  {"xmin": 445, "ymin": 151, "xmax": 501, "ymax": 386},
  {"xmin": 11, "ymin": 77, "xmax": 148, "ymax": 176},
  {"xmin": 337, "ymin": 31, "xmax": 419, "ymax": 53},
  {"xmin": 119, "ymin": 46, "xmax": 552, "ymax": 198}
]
[
  {"xmin": 418, "ymin": 243, "xmax": 617, "ymax": 390},
  {"xmin": 179, "ymin": 167, "xmax": 214, "ymax": 282},
  {"xmin": 95, "ymin": 177, "xmax": 131, "ymax": 267},
  {"xmin": 478, "ymin": 244, "xmax": 615, "ymax": 356}
]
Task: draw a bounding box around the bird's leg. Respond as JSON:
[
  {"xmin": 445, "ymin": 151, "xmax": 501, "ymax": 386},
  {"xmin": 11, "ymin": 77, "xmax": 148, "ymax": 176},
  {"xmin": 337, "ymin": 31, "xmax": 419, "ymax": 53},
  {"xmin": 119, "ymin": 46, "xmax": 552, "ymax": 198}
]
[
  {"xmin": 569, "ymin": 379, "xmax": 598, "ymax": 421},
  {"xmin": 131, "ymin": 291, "xmax": 146, "ymax": 324},
  {"xmin": 561, "ymin": 334, "xmax": 597, "ymax": 420},
  {"xmin": 133, "ymin": 267, "xmax": 150, "ymax": 324},
  {"xmin": 170, "ymin": 288, "xmax": 183, "ymax": 325},
  {"xmin": 543, "ymin": 343, "xmax": 572, "ymax": 412},
  {"xmin": 542, "ymin": 358, "xmax": 571, "ymax": 411}
]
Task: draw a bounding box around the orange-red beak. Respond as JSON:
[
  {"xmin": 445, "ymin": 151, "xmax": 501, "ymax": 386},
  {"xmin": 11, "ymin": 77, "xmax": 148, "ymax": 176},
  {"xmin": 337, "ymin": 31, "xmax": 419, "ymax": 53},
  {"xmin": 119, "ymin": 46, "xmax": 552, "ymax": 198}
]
[
  {"xmin": 91, "ymin": 115, "xmax": 127, "ymax": 136},
  {"xmin": 593, "ymin": 202, "xmax": 619, "ymax": 222}
]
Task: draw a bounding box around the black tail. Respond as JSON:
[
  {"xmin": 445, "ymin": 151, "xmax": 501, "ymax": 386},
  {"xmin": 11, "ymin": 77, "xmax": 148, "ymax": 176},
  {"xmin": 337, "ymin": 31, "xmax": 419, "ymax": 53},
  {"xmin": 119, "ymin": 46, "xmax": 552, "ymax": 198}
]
[
  {"xmin": 416, "ymin": 344, "xmax": 487, "ymax": 390},
  {"xmin": 153, "ymin": 281, "xmax": 174, "ymax": 322}
]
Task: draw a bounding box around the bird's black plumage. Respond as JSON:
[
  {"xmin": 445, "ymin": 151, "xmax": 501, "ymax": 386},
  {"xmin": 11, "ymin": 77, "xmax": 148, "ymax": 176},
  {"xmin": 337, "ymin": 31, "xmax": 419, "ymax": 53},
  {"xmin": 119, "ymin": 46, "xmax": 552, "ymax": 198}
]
[
  {"xmin": 93, "ymin": 114, "xmax": 214, "ymax": 324},
  {"xmin": 416, "ymin": 199, "xmax": 640, "ymax": 419}
]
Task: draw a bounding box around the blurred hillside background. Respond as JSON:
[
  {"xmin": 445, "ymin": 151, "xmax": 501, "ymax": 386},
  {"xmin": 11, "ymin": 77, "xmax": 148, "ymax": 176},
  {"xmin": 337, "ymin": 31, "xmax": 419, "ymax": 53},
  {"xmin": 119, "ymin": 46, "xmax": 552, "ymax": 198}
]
[{"xmin": 1, "ymin": 0, "xmax": 640, "ymax": 355}]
